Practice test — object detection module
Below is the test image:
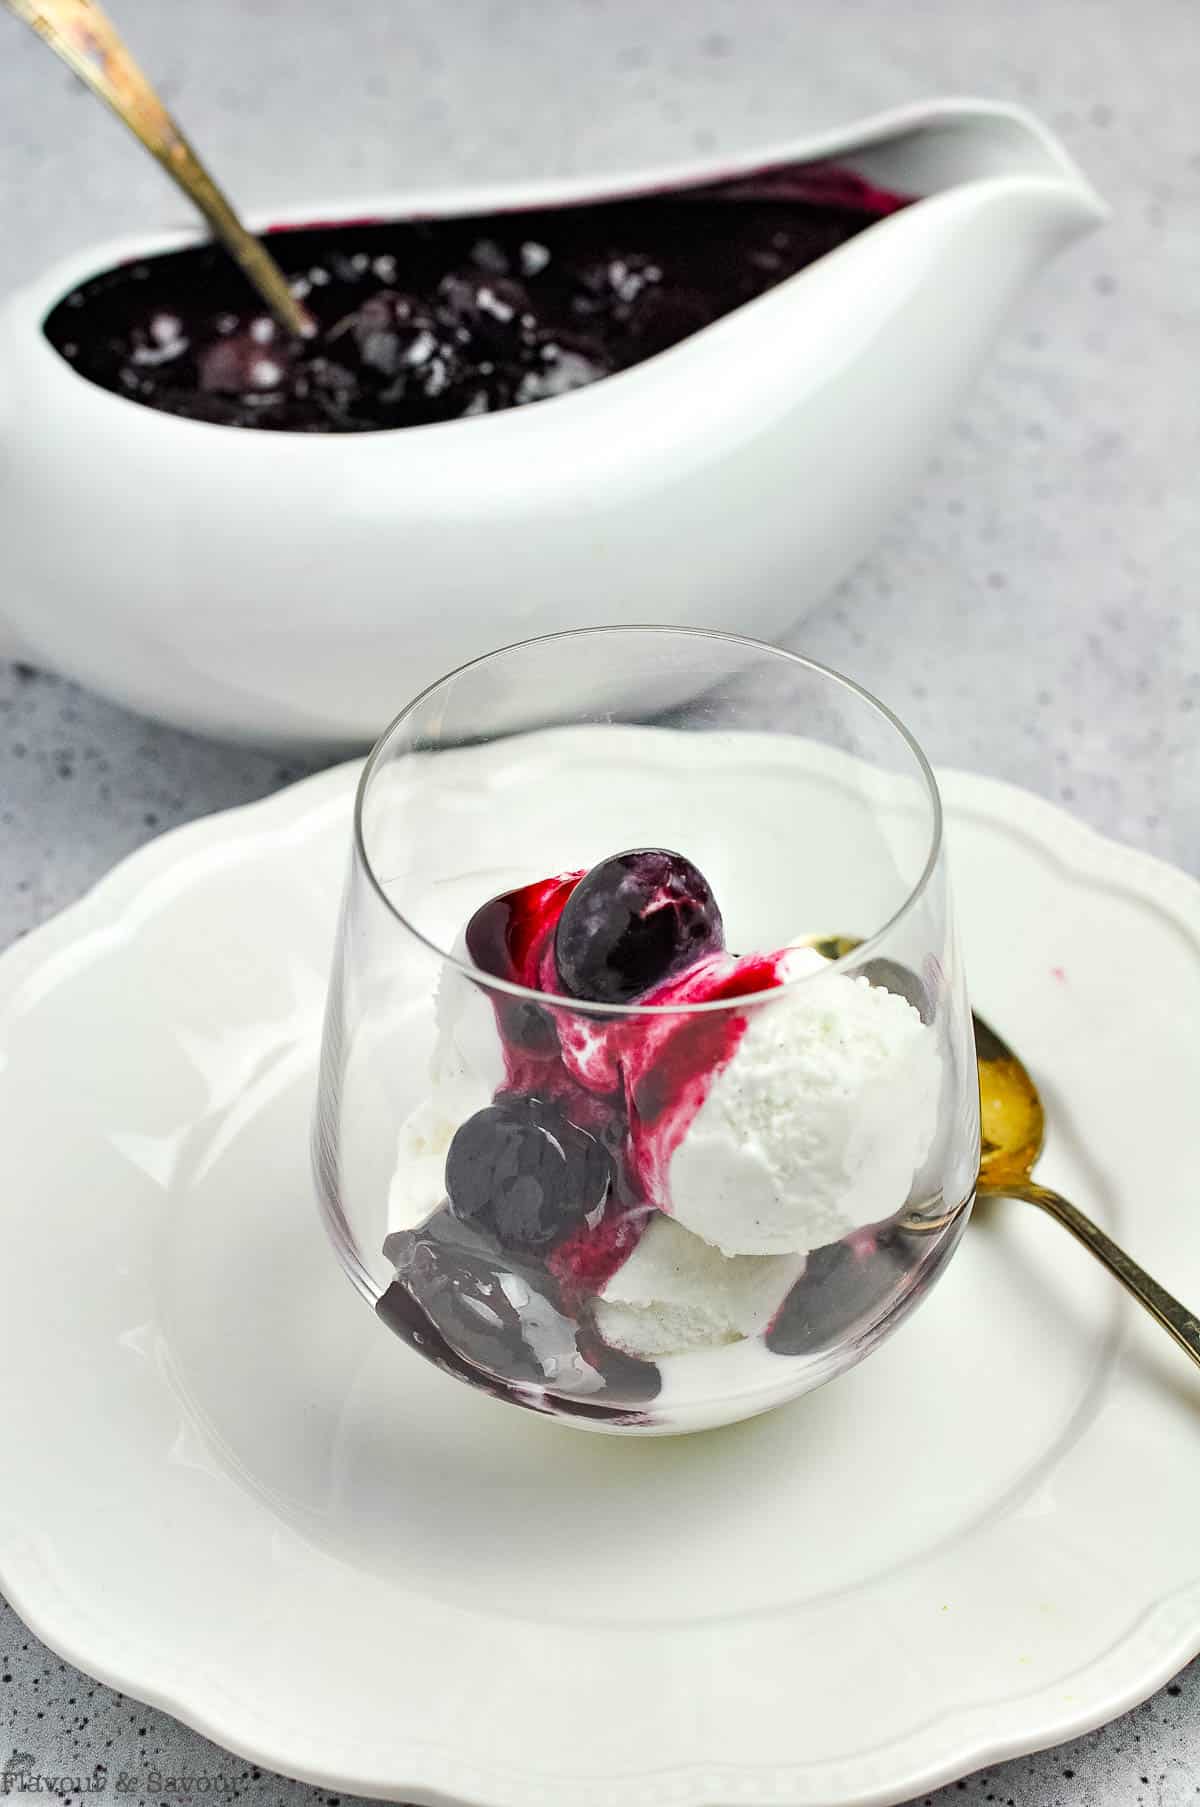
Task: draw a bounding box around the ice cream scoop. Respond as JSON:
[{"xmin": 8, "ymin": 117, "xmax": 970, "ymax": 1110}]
[
  {"xmin": 594, "ymin": 1213, "xmax": 804, "ymax": 1358},
  {"xmin": 627, "ymin": 950, "xmax": 941, "ymax": 1256}
]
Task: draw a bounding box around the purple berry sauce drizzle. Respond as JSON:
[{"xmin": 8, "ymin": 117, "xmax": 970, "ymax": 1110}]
[
  {"xmin": 375, "ymin": 849, "xmax": 953, "ymax": 1425},
  {"xmin": 42, "ymin": 164, "xmax": 908, "ymax": 434}
]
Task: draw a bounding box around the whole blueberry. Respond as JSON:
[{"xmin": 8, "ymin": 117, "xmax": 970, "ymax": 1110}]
[
  {"xmin": 342, "ymin": 289, "xmax": 426, "ymax": 374},
  {"xmin": 379, "ymin": 1206, "xmax": 661, "ymax": 1411},
  {"xmin": 436, "ymin": 271, "xmax": 534, "ymax": 351},
  {"xmin": 764, "ymin": 1231, "xmax": 910, "ymax": 1357},
  {"xmin": 445, "ymin": 1095, "xmax": 612, "ymax": 1254},
  {"xmin": 554, "ymin": 849, "xmax": 724, "ymax": 1004},
  {"xmin": 196, "ymin": 322, "xmax": 292, "ymax": 396},
  {"xmin": 382, "ymin": 1207, "xmax": 550, "ymax": 1385}
]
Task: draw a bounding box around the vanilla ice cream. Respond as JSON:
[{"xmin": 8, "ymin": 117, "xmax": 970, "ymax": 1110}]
[
  {"xmin": 594, "ymin": 1213, "xmax": 804, "ymax": 1358},
  {"xmin": 636, "ymin": 953, "xmax": 941, "ymax": 1257}
]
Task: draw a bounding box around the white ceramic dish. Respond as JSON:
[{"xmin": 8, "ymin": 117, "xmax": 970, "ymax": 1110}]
[
  {"xmin": 0, "ymin": 97, "xmax": 1102, "ymax": 745},
  {"xmin": 1, "ymin": 757, "xmax": 1197, "ymax": 1807}
]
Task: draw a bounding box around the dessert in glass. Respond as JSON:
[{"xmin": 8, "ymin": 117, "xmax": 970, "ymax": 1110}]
[{"xmin": 313, "ymin": 629, "xmax": 979, "ymax": 1433}]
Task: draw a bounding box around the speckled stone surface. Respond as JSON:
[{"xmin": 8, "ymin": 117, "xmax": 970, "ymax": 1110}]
[{"xmin": 0, "ymin": 1, "xmax": 1197, "ymax": 1802}]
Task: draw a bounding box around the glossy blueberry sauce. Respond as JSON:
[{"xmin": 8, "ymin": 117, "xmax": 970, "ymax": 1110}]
[
  {"xmin": 42, "ymin": 165, "xmax": 908, "ymax": 433},
  {"xmin": 378, "ymin": 1207, "xmax": 660, "ymax": 1425},
  {"xmin": 461, "ymin": 866, "xmax": 785, "ymax": 1290}
]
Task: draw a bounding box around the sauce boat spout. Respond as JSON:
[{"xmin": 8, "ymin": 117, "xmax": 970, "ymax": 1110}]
[{"xmin": 837, "ymin": 96, "xmax": 1107, "ymax": 238}]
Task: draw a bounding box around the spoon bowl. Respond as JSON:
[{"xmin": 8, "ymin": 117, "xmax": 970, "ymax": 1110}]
[{"xmin": 975, "ymin": 1012, "xmax": 1045, "ymax": 1188}]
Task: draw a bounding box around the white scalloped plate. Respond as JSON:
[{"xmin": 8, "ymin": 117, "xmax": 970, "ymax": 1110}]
[{"xmin": 0, "ymin": 756, "xmax": 1198, "ymax": 1807}]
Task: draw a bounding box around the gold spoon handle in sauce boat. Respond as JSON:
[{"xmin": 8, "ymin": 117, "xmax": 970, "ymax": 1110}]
[
  {"xmin": 979, "ymin": 1176, "xmax": 1200, "ymax": 1371},
  {"xmin": 4, "ymin": 0, "xmax": 315, "ymax": 339}
]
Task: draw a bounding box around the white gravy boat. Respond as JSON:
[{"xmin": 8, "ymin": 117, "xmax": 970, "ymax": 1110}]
[{"xmin": 0, "ymin": 98, "xmax": 1103, "ymax": 745}]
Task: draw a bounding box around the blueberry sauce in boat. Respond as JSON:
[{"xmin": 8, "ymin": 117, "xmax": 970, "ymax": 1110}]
[{"xmin": 43, "ymin": 165, "xmax": 909, "ymax": 433}]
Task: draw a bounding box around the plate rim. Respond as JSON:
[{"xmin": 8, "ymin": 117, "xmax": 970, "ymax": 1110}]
[{"xmin": 1, "ymin": 755, "xmax": 1197, "ymax": 1807}]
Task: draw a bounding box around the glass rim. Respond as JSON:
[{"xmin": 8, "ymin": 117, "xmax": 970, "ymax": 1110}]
[{"xmin": 352, "ymin": 625, "xmax": 945, "ymax": 1018}]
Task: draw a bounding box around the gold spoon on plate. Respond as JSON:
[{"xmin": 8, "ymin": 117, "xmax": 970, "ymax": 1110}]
[
  {"xmin": 974, "ymin": 1011, "xmax": 1200, "ymax": 1369},
  {"xmin": 807, "ymin": 935, "xmax": 1200, "ymax": 1369},
  {"xmin": 5, "ymin": 0, "xmax": 315, "ymax": 339}
]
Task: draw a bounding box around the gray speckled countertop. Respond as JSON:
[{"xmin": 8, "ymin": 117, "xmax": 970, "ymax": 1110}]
[{"xmin": 1, "ymin": 1, "xmax": 1197, "ymax": 1802}]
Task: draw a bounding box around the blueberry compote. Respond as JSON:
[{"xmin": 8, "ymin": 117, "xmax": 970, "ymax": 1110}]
[
  {"xmin": 378, "ymin": 849, "xmax": 730, "ymax": 1425},
  {"xmin": 43, "ymin": 165, "xmax": 907, "ymax": 433}
]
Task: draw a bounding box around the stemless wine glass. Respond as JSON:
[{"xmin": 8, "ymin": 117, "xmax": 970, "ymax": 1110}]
[{"xmin": 313, "ymin": 628, "xmax": 979, "ymax": 1435}]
